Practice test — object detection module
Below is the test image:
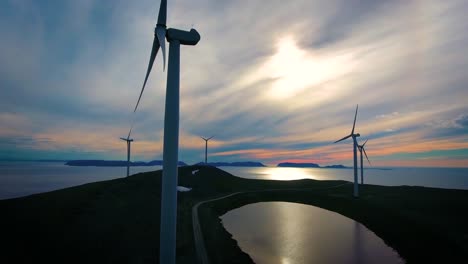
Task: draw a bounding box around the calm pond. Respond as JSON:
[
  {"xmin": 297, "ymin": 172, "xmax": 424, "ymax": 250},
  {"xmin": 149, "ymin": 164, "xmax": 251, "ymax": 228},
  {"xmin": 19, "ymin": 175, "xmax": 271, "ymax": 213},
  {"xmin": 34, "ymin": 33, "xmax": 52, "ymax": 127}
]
[{"xmin": 221, "ymin": 202, "xmax": 404, "ymax": 264}]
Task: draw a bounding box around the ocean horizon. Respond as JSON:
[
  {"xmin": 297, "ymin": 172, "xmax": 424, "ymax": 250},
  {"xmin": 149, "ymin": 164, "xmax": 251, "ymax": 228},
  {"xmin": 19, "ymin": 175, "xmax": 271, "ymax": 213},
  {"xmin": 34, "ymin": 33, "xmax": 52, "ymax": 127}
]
[{"xmin": 1, "ymin": 161, "xmax": 467, "ymax": 200}]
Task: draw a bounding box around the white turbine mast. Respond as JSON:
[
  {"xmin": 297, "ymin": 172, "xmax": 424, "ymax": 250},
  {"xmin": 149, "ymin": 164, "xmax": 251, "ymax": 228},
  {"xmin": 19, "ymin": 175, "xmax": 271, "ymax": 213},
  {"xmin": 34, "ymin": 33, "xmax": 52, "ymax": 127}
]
[
  {"xmin": 357, "ymin": 139, "xmax": 371, "ymax": 184},
  {"xmin": 133, "ymin": 1, "xmax": 200, "ymax": 263},
  {"xmin": 120, "ymin": 127, "xmax": 134, "ymax": 177},
  {"xmin": 334, "ymin": 104, "xmax": 360, "ymax": 198},
  {"xmin": 201, "ymin": 136, "xmax": 213, "ymax": 164}
]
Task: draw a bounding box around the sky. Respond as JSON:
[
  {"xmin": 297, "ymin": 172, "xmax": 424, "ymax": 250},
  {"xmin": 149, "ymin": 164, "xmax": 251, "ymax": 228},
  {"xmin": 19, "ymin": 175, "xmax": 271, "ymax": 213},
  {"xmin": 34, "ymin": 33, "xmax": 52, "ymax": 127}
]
[{"xmin": 1, "ymin": 0, "xmax": 467, "ymax": 167}]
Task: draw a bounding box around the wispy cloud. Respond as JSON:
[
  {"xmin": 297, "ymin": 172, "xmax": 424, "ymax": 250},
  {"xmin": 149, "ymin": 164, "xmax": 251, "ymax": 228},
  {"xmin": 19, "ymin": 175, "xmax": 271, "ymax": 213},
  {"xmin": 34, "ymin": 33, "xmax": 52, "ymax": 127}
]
[{"xmin": 1, "ymin": 0, "xmax": 467, "ymax": 166}]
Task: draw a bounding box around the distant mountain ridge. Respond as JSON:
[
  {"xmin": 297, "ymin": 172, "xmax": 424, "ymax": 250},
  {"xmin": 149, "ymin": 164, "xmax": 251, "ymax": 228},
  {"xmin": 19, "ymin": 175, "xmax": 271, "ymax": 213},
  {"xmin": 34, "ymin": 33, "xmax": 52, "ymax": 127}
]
[
  {"xmin": 65, "ymin": 160, "xmax": 187, "ymax": 167},
  {"xmin": 195, "ymin": 161, "xmax": 265, "ymax": 167},
  {"xmin": 277, "ymin": 162, "xmax": 320, "ymax": 168},
  {"xmin": 277, "ymin": 162, "xmax": 348, "ymax": 168},
  {"xmin": 323, "ymin": 164, "xmax": 347, "ymax": 168},
  {"xmin": 65, "ymin": 160, "xmax": 348, "ymax": 168}
]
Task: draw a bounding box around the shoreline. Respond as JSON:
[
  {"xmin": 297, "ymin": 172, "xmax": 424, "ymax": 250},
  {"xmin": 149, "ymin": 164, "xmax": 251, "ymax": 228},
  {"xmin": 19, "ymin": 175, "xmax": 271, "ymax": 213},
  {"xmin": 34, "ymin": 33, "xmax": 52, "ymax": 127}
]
[
  {"xmin": 1, "ymin": 166, "xmax": 467, "ymax": 263},
  {"xmin": 192, "ymin": 168, "xmax": 468, "ymax": 263},
  {"xmin": 198, "ymin": 185, "xmax": 468, "ymax": 263}
]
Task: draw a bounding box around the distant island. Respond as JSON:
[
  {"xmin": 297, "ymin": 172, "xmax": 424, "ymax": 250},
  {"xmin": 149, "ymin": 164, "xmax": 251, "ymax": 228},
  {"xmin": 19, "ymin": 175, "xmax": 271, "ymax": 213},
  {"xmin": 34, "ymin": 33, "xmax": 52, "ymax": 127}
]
[
  {"xmin": 195, "ymin": 161, "xmax": 265, "ymax": 167},
  {"xmin": 277, "ymin": 162, "xmax": 348, "ymax": 169},
  {"xmin": 277, "ymin": 162, "xmax": 320, "ymax": 168},
  {"xmin": 65, "ymin": 160, "xmax": 187, "ymax": 167},
  {"xmin": 323, "ymin": 164, "xmax": 347, "ymax": 168},
  {"xmin": 58, "ymin": 160, "xmax": 392, "ymax": 170}
]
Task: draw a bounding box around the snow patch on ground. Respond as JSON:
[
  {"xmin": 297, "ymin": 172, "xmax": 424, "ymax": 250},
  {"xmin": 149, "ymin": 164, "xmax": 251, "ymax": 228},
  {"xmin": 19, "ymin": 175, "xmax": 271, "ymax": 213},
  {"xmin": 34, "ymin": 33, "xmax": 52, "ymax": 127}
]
[{"xmin": 177, "ymin": 186, "xmax": 192, "ymax": 192}]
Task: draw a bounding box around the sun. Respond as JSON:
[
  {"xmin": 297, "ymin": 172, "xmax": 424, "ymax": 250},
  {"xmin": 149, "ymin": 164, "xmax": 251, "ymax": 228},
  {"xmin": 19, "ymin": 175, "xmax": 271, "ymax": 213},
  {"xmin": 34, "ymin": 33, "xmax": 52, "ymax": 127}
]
[{"xmin": 260, "ymin": 36, "xmax": 357, "ymax": 99}]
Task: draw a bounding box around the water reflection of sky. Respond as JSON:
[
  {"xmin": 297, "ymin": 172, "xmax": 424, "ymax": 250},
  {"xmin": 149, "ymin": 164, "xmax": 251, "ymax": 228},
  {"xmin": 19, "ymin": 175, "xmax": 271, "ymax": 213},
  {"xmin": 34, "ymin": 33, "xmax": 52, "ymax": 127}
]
[
  {"xmin": 0, "ymin": 161, "xmax": 162, "ymax": 199},
  {"xmin": 222, "ymin": 166, "xmax": 468, "ymax": 190},
  {"xmin": 1, "ymin": 162, "xmax": 468, "ymax": 200},
  {"xmin": 221, "ymin": 202, "xmax": 404, "ymax": 264}
]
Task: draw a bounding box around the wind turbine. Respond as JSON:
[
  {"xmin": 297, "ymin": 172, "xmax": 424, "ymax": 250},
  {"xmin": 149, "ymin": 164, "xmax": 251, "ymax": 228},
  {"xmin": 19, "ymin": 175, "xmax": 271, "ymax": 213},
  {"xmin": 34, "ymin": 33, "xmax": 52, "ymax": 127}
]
[
  {"xmin": 120, "ymin": 128, "xmax": 134, "ymax": 177},
  {"xmin": 357, "ymin": 139, "xmax": 371, "ymax": 185},
  {"xmin": 334, "ymin": 105, "xmax": 360, "ymax": 198},
  {"xmin": 133, "ymin": 1, "xmax": 200, "ymax": 263},
  {"xmin": 201, "ymin": 136, "xmax": 213, "ymax": 164}
]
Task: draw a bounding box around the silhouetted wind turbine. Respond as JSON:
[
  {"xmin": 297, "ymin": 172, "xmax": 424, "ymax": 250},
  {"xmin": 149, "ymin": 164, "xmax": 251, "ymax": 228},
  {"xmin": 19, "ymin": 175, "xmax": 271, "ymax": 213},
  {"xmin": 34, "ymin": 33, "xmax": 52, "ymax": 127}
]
[
  {"xmin": 120, "ymin": 128, "xmax": 134, "ymax": 177},
  {"xmin": 357, "ymin": 139, "xmax": 371, "ymax": 185},
  {"xmin": 201, "ymin": 136, "xmax": 213, "ymax": 164},
  {"xmin": 133, "ymin": 1, "xmax": 200, "ymax": 263},
  {"xmin": 334, "ymin": 105, "xmax": 360, "ymax": 198}
]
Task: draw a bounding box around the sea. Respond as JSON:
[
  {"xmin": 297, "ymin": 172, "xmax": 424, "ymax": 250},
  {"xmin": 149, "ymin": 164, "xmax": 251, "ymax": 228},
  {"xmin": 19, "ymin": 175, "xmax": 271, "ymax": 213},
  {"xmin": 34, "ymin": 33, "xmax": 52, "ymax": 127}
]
[{"xmin": 0, "ymin": 161, "xmax": 467, "ymax": 200}]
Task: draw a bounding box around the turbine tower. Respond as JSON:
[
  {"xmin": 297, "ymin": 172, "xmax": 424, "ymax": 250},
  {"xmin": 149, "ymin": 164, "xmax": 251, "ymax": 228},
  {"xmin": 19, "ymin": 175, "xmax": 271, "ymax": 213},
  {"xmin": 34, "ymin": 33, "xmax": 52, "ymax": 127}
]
[
  {"xmin": 201, "ymin": 136, "xmax": 213, "ymax": 164},
  {"xmin": 120, "ymin": 128, "xmax": 134, "ymax": 177},
  {"xmin": 334, "ymin": 105, "xmax": 360, "ymax": 198},
  {"xmin": 357, "ymin": 139, "xmax": 371, "ymax": 185},
  {"xmin": 133, "ymin": 1, "xmax": 200, "ymax": 263}
]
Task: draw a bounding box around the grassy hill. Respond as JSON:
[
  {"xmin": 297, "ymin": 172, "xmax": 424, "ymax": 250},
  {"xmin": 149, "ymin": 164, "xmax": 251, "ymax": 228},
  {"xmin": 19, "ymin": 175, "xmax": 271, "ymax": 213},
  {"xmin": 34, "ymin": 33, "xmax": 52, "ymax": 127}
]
[{"xmin": 1, "ymin": 165, "xmax": 468, "ymax": 263}]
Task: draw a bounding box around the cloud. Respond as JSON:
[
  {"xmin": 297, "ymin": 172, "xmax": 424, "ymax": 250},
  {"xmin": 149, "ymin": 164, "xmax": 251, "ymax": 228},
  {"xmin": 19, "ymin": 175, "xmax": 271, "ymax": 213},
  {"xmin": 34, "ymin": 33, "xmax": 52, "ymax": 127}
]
[
  {"xmin": 376, "ymin": 112, "xmax": 400, "ymax": 119},
  {"xmin": 0, "ymin": 136, "xmax": 52, "ymax": 148},
  {"xmin": 306, "ymin": 0, "xmax": 399, "ymax": 48},
  {"xmin": 455, "ymin": 114, "xmax": 468, "ymax": 128},
  {"xmin": 1, "ymin": 0, "xmax": 468, "ymax": 166},
  {"xmin": 423, "ymin": 112, "xmax": 468, "ymax": 139}
]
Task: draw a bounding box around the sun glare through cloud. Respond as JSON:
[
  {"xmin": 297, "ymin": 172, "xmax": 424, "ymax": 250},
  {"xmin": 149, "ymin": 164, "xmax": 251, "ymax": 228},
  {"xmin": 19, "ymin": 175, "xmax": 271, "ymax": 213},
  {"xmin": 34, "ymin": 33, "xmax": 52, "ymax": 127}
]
[
  {"xmin": 2, "ymin": 1, "xmax": 468, "ymax": 263},
  {"xmin": 0, "ymin": 0, "xmax": 467, "ymax": 167},
  {"xmin": 256, "ymin": 36, "xmax": 357, "ymax": 99}
]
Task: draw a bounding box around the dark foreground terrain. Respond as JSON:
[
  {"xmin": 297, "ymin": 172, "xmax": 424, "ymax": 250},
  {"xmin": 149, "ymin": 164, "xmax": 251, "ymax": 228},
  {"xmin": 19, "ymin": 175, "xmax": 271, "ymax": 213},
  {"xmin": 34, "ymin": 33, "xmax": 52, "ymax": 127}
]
[{"xmin": 1, "ymin": 166, "xmax": 467, "ymax": 263}]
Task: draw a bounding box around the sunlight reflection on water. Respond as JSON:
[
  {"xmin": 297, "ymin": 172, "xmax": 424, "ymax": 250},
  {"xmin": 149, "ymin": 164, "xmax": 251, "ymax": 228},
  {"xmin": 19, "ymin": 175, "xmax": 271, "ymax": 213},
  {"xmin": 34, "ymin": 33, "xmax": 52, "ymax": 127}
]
[
  {"xmin": 221, "ymin": 166, "xmax": 468, "ymax": 190},
  {"xmin": 222, "ymin": 202, "xmax": 404, "ymax": 264},
  {"xmin": 255, "ymin": 167, "xmax": 321, "ymax": 181}
]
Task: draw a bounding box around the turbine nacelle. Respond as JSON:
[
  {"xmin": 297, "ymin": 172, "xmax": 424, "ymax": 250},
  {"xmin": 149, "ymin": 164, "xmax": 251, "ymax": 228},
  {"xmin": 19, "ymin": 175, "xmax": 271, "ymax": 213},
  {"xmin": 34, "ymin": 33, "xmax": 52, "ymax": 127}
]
[
  {"xmin": 201, "ymin": 135, "xmax": 214, "ymax": 142},
  {"xmin": 333, "ymin": 104, "xmax": 361, "ymax": 198},
  {"xmin": 334, "ymin": 104, "xmax": 360, "ymax": 144},
  {"xmin": 166, "ymin": 28, "xmax": 200, "ymax": 45},
  {"xmin": 358, "ymin": 139, "xmax": 371, "ymax": 165}
]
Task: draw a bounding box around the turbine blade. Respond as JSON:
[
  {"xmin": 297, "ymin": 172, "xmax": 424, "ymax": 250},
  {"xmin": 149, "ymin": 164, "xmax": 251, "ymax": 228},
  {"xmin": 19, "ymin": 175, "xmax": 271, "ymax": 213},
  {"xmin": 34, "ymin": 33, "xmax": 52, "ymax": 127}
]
[
  {"xmin": 363, "ymin": 139, "xmax": 368, "ymax": 147},
  {"xmin": 120, "ymin": 137, "xmax": 127, "ymax": 141},
  {"xmin": 351, "ymin": 104, "xmax": 358, "ymax": 134},
  {"xmin": 201, "ymin": 137, "xmax": 207, "ymax": 141},
  {"xmin": 127, "ymin": 126, "xmax": 133, "ymax": 140},
  {"xmin": 334, "ymin": 134, "xmax": 352, "ymax": 143},
  {"xmin": 157, "ymin": 0, "xmax": 167, "ymax": 26},
  {"xmin": 363, "ymin": 148, "xmax": 371, "ymax": 165},
  {"xmin": 207, "ymin": 136, "xmax": 214, "ymax": 140},
  {"xmin": 134, "ymin": 36, "xmax": 160, "ymax": 112},
  {"xmin": 156, "ymin": 27, "xmax": 166, "ymax": 71}
]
